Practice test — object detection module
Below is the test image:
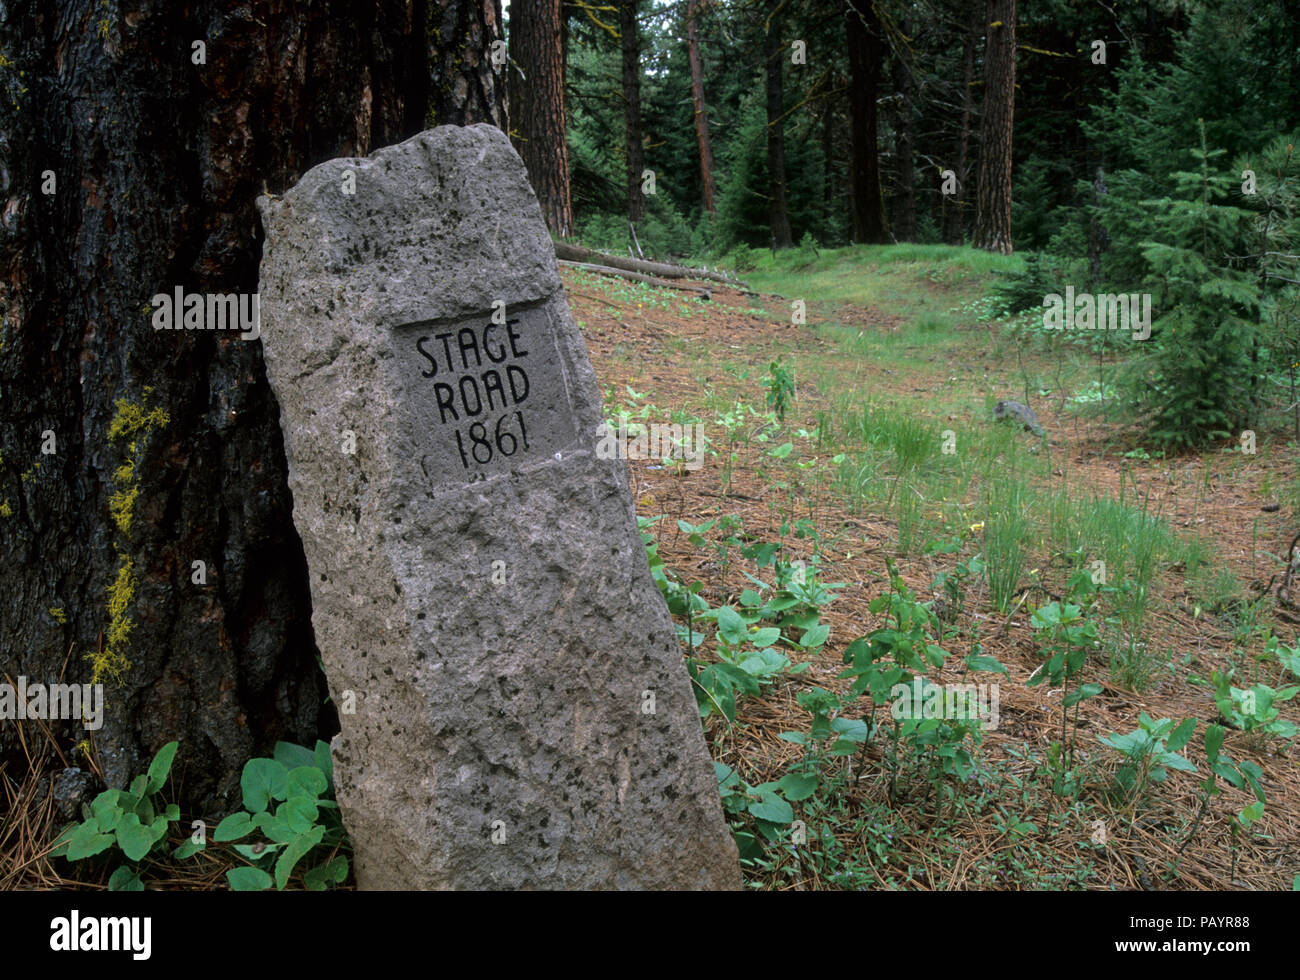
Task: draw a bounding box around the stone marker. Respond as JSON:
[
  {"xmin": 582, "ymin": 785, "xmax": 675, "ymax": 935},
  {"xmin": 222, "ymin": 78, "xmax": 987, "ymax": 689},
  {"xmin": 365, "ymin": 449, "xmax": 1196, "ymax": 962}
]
[{"xmin": 255, "ymin": 125, "xmax": 739, "ymax": 889}]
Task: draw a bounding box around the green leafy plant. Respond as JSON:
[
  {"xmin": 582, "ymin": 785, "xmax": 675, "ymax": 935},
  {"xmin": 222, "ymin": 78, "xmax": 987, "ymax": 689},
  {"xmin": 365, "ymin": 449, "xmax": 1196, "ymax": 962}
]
[
  {"xmin": 51, "ymin": 740, "xmax": 182, "ymax": 891},
  {"xmin": 1274, "ymin": 638, "xmax": 1300, "ymax": 682},
  {"xmin": 762, "ymin": 357, "xmax": 796, "ymax": 422},
  {"xmin": 213, "ymin": 740, "xmax": 350, "ymax": 891},
  {"xmin": 1210, "ymin": 670, "xmax": 1299, "ymax": 743},
  {"xmin": 715, "ymin": 761, "xmax": 798, "ymax": 864},
  {"xmin": 1097, "ymin": 714, "xmax": 1197, "ymax": 805},
  {"xmin": 1178, "ymin": 723, "xmax": 1265, "ymax": 861},
  {"xmin": 1028, "ymin": 571, "xmax": 1104, "ymax": 787}
]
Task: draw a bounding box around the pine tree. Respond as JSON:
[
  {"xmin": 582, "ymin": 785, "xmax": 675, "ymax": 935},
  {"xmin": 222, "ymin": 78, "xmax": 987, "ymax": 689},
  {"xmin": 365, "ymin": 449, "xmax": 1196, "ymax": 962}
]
[{"xmin": 1133, "ymin": 124, "xmax": 1262, "ymax": 448}]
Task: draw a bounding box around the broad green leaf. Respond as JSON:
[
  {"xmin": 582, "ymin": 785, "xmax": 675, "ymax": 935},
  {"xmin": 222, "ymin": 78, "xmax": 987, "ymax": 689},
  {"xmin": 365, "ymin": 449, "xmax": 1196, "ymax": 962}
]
[
  {"xmin": 213, "ymin": 812, "xmax": 255, "ymax": 842},
  {"xmin": 275, "ymin": 825, "xmax": 326, "ymax": 890},
  {"xmin": 1064, "ymin": 683, "xmax": 1104, "ymax": 708},
  {"xmin": 163, "ymin": 803, "xmax": 180, "ymax": 822},
  {"xmin": 1239, "ymin": 760, "xmax": 1265, "ymax": 800},
  {"xmin": 715, "ymin": 605, "xmax": 747, "ymax": 645},
  {"xmin": 303, "ymin": 855, "xmax": 349, "ymax": 891},
  {"xmin": 1204, "ymin": 724, "xmax": 1226, "ymax": 762},
  {"xmin": 273, "ymin": 741, "xmax": 316, "ymax": 771},
  {"xmin": 285, "ymin": 765, "xmax": 328, "ymax": 801},
  {"xmin": 115, "ymin": 813, "xmax": 155, "ymax": 862},
  {"xmin": 91, "ymin": 792, "xmax": 124, "ymax": 834},
  {"xmin": 800, "ymin": 623, "xmax": 830, "ymax": 649},
  {"xmin": 172, "ymin": 838, "xmax": 205, "ymax": 860},
  {"xmin": 313, "ymin": 740, "xmax": 334, "ymax": 792},
  {"xmin": 965, "ymin": 653, "xmax": 1007, "ymax": 675},
  {"xmin": 717, "ymin": 759, "xmax": 738, "ymax": 790},
  {"xmin": 66, "ymin": 821, "xmax": 116, "ymax": 861},
  {"xmin": 240, "ymin": 758, "xmax": 288, "ymax": 814},
  {"xmin": 1099, "ymin": 731, "xmax": 1145, "ymax": 756},
  {"xmin": 255, "ymin": 809, "xmax": 296, "ymax": 845},
  {"xmin": 1158, "ymin": 752, "xmax": 1197, "ymax": 774},
  {"xmin": 750, "ymin": 627, "xmax": 781, "ymax": 648},
  {"xmin": 1211, "ymin": 763, "xmax": 1243, "ymax": 788},
  {"xmin": 108, "ymin": 866, "xmax": 144, "ymax": 892},
  {"xmin": 1166, "ymin": 718, "xmax": 1197, "ymax": 753},
  {"xmin": 283, "ymin": 796, "xmax": 320, "ymax": 835},
  {"xmin": 145, "ymin": 740, "xmax": 179, "ymax": 795},
  {"xmin": 747, "ymin": 790, "xmax": 793, "ymax": 824},
  {"xmin": 830, "ymin": 717, "xmax": 869, "ymax": 742},
  {"xmin": 775, "ymin": 772, "xmax": 820, "ymax": 801},
  {"xmin": 226, "ymin": 866, "xmax": 273, "ymax": 891},
  {"xmin": 149, "ymin": 815, "xmax": 170, "ymax": 845},
  {"xmin": 49, "ymin": 824, "xmax": 76, "ymax": 858},
  {"xmin": 1237, "ymin": 800, "xmax": 1265, "ymax": 825}
]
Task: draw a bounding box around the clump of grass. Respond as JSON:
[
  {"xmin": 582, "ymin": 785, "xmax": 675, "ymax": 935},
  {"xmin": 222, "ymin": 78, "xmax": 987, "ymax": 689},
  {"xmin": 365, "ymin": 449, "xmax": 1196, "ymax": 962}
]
[
  {"xmin": 896, "ymin": 482, "xmax": 924, "ymax": 554},
  {"xmin": 984, "ymin": 479, "xmax": 1033, "ymax": 613},
  {"xmin": 889, "ymin": 414, "xmax": 934, "ymax": 474},
  {"xmin": 1107, "ymin": 632, "xmax": 1167, "ymax": 693}
]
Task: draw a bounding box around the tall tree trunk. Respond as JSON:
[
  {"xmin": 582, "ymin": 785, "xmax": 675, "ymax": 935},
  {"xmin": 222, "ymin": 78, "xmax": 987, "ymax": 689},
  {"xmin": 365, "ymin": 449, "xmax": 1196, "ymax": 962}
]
[
  {"xmin": 972, "ymin": 0, "xmax": 1016, "ymax": 254},
  {"xmin": 686, "ymin": 0, "xmax": 718, "ymax": 216},
  {"xmin": 821, "ymin": 94, "xmax": 836, "ymax": 220},
  {"xmin": 891, "ymin": 18, "xmax": 917, "ymax": 242},
  {"xmin": 765, "ymin": 12, "xmax": 794, "ymax": 250},
  {"xmin": 509, "ymin": 0, "xmax": 574, "ymax": 237},
  {"xmin": 427, "ymin": 0, "xmax": 509, "ymax": 128},
  {"xmin": 621, "ymin": 0, "xmax": 646, "ymax": 223},
  {"xmin": 0, "ymin": 0, "xmax": 436, "ymax": 813},
  {"xmin": 846, "ymin": 0, "xmax": 888, "ymax": 243},
  {"xmin": 944, "ymin": 26, "xmax": 976, "ymax": 244}
]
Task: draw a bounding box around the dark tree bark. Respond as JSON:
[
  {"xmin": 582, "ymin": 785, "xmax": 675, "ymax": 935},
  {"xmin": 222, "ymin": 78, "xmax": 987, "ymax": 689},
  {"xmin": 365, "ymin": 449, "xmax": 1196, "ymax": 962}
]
[
  {"xmin": 0, "ymin": 1, "xmax": 438, "ymax": 815},
  {"xmin": 509, "ymin": 0, "xmax": 574, "ymax": 237},
  {"xmin": 846, "ymin": 0, "xmax": 888, "ymax": 243},
  {"xmin": 620, "ymin": 0, "xmax": 646, "ymax": 223},
  {"xmin": 764, "ymin": 12, "xmax": 794, "ymax": 250},
  {"xmin": 944, "ymin": 25, "xmax": 976, "ymax": 244},
  {"xmin": 972, "ymin": 0, "xmax": 1017, "ymax": 254},
  {"xmin": 427, "ymin": 0, "xmax": 509, "ymax": 128},
  {"xmin": 821, "ymin": 94, "xmax": 836, "ymax": 217},
  {"xmin": 891, "ymin": 18, "xmax": 917, "ymax": 242},
  {"xmin": 686, "ymin": 0, "xmax": 718, "ymax": 216}
]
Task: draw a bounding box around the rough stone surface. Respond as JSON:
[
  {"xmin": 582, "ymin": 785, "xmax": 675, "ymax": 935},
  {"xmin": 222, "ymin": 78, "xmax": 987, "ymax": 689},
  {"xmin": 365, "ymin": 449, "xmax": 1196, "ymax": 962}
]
[
  {"xmin": 255, "ymin": 125, "xmax": 739, "ymax": 890},
  {"xmin": 993, "ymin": 400, "xmax": 1045, "ymax": 436}
]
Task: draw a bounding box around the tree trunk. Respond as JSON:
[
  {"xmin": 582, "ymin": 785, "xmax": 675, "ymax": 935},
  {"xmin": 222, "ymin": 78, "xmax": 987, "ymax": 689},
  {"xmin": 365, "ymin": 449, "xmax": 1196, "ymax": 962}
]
[
  {"xmin": 765, "ymin": 13, "xmax": 794, "ymax": 250},
  {"xmin": 509, "ymin": 0, "xmax": 575, "ymax": 237},
  {"xmin": 555, "ymin": 240, "xmax": 736, "ymax": 282},
  {"xmin": 686, "ymin": 0, "xmax": 718, "ymax": 217},
  {"xmin": 846, "ymin": 0, "xmax": 888, "ymax": 243},
  {"xmin": 944, "ymin": 26, "xmax": 976, "ymax": 244},
  {"xmin": 0, "ymin": 1, "xmax": 439, "ymax": 814},
  {"xmin": 620, "ymin": 0, "xmax": 646, "ymax": 223},
  {"xmin": 891, "ymin": 17, "xmax": 917, "ymax": 243},
  {"xmin": 972, "ymin": 0, "xmax": 1017, "ymax": 254},
  {"xmin": 427, "ymin": 0, "xmax": 509, "ymax": 128}
]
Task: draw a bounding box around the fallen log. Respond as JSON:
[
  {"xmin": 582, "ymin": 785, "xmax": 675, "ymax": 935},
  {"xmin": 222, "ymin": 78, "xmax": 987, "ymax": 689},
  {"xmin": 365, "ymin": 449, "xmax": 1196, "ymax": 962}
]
[
  {"xmin": 554, "ymin": 240, "xmax": 743, "ymax": 287},
  {"xmin": 558, "ymin": 259, "xmax": 712, "ymax": 300}
]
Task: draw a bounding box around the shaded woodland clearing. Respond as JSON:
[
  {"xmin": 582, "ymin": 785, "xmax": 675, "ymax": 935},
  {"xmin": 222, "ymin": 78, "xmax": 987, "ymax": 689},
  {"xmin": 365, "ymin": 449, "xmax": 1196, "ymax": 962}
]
[
  {"xmin": 5, "ymin": 243, "xmax": 1298, "ymax": 891},
  {"xmin": 574, "ymin": 244, "xmax": 1300, "ymax": 890}
]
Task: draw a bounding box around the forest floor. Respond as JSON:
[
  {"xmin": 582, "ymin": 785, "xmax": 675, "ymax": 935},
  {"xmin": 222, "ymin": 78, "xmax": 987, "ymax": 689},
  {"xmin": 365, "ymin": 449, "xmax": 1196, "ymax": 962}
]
[
  {"xmin": 9, "ymin": 245, "xmax": 1298, "ymax": 892},
  {"xmin": 566, "ymin": 243, "xmax": 1300, "ymax": 891}
]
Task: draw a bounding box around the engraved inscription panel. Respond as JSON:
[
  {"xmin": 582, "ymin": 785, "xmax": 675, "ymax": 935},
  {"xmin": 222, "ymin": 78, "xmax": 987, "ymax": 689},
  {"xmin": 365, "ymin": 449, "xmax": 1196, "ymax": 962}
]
[{"xmin": 393, "ymin": 303, "xmax": 579, "ymax": 485}]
